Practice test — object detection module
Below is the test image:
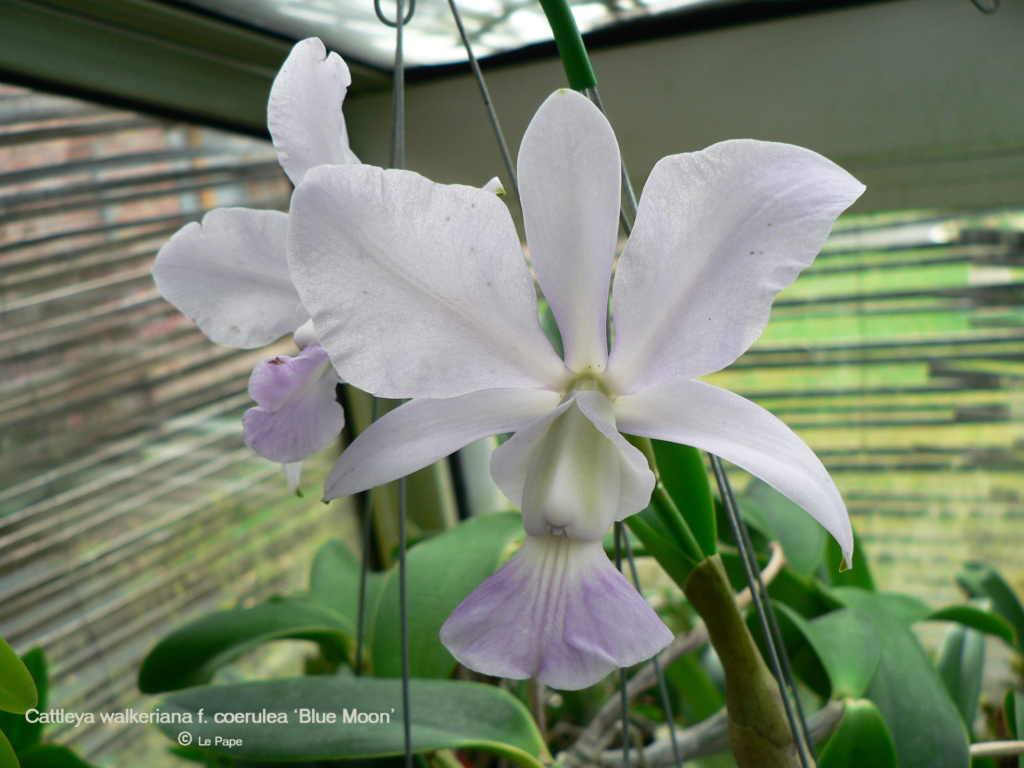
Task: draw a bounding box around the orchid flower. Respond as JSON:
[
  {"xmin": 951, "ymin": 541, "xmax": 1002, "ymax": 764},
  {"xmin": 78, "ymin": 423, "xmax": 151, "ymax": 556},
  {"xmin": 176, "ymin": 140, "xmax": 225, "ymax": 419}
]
[
  {"xmin": 286, "ymin": 89, "xmax": 864, "ymax": 689},
  {"xmin": 152, "ymin": 38, "xmax": 355, "ymax": 488}
]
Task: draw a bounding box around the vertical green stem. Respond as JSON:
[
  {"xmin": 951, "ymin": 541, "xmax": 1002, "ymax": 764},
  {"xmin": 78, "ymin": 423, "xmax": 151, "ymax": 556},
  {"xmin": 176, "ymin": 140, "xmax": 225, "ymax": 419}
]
[
  {"xmin": 684, "ymin": 556, "xmax": 803, "ymax": 768},
  {"xmin": 537, "ymin": 0, "xmax": 597, "ymax": 90}
]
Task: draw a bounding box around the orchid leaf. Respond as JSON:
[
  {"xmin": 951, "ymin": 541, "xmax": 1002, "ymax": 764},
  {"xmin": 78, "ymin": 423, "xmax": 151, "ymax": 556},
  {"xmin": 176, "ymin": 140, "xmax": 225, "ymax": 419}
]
[
  {"xmin": 742, "ymin": 600, "xmax": 831, "ymax": 700},
  {"xmin": 956, "ymin": 563, "xmax": 1024, "ymax": 653},
  {"xmin": 831, "ymin": 587, "xmax": 930, "ymax": 624},
  {"xmin": 652, "ymin": 440, "xmax": 716, "ymax": 557},
  {"xmin": 0, "ymin": 729, "xmax": 18, "ymax": 768},
  {"xmin": 626, "ymin": 508, "xmax": 697, "ymax": 590},
  {"xmin": 829, "ymin": 589, "xmax": 970, "ymax": 768},
  {"xmin": 0, "ymin": 649, "xmax": 46, "ymax": 753},
  {"xmin": 137, "ymin": 600, "xmax": 353, "ymax": 693},
  {"xmin": 1004, "ymin": 688, "xmax": 1023, "ymax": 740},
  {"xmin": 370, "ymin": 512, "xmax": 524, "ymax": 679},
  {"xmin": 308, "ymin": 538, "xmax": 389, "ymax": 626},
  {"xmin": 767, "ymin": 605, "xmax": 881, "ymax": 700},
  {"xmin": 0, "ymin": 637, "xmax": 36, "ymax": 714},
  {"xmin": 927, "ymin": 604, "xmax": 1016, "ymax": 645},
  {"xmin": 156, "ymin": 676, "xmax": 548, "ymax": 768},
  {"xmin": 664, "ymin": 650, "xmax": 725, "ymax": 724},
  {"xmin": 936, "ymin": 623, "xmax": 985, "ymax": 731},
  {"xmin": 819, "ymin": 698, "xmax": 897, "ymax": 768},
  {"xmin": 740, "ymin": 479, "xmax": 825, "ymax": 577}
]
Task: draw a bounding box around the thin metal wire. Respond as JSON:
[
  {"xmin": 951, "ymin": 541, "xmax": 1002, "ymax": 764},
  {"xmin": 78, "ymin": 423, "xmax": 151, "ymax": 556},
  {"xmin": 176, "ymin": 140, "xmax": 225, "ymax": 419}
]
[
  {"xmin": 729, "ymin": 483, "xmax": 817, "ymax": 762},
  {"xmin": 390, "ymin": 0, "xmax": 409, "ymax": 171},
  {"xmin": 374, "ymin": 0, "xmax": 416, "ymax": 27},
  {"xmin": 445, "ymin": 0, "xmax": 519, "ymax": 199},
  {"xmin": 969, "ymin": 0, "xmax": 999, "ymax": 14},
  {"xmin": 613, "ymin": 523, "xmax": 630, "ymax": 768},
  {"xmin": 355, "ymin": 397, "xmax": 382, "ymax": 677},
  {"xmin": 711, "ymin": 456, "xmax": 814, "ymax": 767},
  {"xmin": 399, "ymin": 474, "xmax": 413, "ymax": 768},
  {"xmin": 623, "ymin": 535, "xmax": 683, "ymax": 768},
  {"xmin": 379, "ymin": 0, "xmax": 413, "ymax": 763}
]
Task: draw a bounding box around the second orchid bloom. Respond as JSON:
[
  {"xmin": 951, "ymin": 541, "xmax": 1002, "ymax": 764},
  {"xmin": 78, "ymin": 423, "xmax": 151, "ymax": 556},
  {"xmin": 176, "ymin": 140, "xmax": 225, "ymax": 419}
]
[{"xmin": 286, "ymin": 88, "xmax": 864, "ymax": 688}]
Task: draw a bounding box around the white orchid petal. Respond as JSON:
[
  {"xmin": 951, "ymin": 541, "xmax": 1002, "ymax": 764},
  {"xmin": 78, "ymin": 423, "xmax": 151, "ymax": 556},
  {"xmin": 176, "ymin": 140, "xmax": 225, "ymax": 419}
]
[
  {"xmin": 489, "ymin": 399, "xmax": 575, "ymax": 510},
  {"xmin": 607, "ymin": 140, "xmax": 864, "ymax": 393},
  {"xmin": 519, "ymin": 90, "xmax": 620, "ymax": 374},
  {"xmin": 440, "ymin": 534, "xmax": 673, "ymax": 690},
  {"xmin": 242, "ymin": 347, "xmax": 343, "ymax": 464},
  {"xmin": 292, "ymin": 319, "xmax": 321, "ymax": 350},
  {"xmin": 324, "ymin": 387, "xmax": 561, "ymax": 499},
  {"xmin": 615, "ymin": 379, "xmax": 853, "ymax": 565},
  {"xmin": 492, "ymin": 391, "xmax": 654, "ymax": 540},
  {"xmin": 268, "ymin": 38, "xmax": 359, "ymax": 186},
  {"xmin": 574, "ymin": 390, "xmax": 656, "ymax": 522},
  {"xmin": 153, "ymin": 208, "xmax": 305, "ymax": 348},
  {"xmin": 288, "ymin": 164, "xmax": 570, "ymax": 399}
]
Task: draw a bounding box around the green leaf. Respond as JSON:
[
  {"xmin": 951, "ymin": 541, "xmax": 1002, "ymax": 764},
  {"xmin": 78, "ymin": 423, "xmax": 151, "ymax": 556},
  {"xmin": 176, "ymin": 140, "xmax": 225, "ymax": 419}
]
[
  {"xmin": 831, "ymin": 587, "xmax": 931, "ymax": 625},
  {"xmin": 0, "ymin": 638, "xmax": 36, "ymax": 714},
  {"xmin": 652, "ymin": 440, "xmax": 716, "ymax": 557},
  {"xmin": 156, "ymin": 676, "xmax": 548, "ymax": 768},
  {"xmin": 0, "ymin": 650, "xmax": 47, "ymax": 753},
  {"xmin": 819, "ymin": 698, "xmax": 897, "ymax": 768},
  {"xmin": 936, "ymin": 624, "xmax": 985, "ymax": 731},
  {"xmin": 739, "ymin": 480, "xmax": 825, "ymax": 577},
  {"xmin": 828, "ymin": 590, "xmax": 970, "ymax": 768},
  {"xmin": 370, "ymin": 512, "xmax": 524, "ymax": 679},
  {"xmin": 17, "ymin": 744, "xmax": 97, "ymax": 768},
  {"xmin": 626, "ymin": 508, "xmax": 696, "ymax": 590},
  {"xmin": 308, "ymin": 539, "xmax": 389, "ymax": 629},
  {"xmin": 0, "ymin": 729, "xmax": 19, "ymax": 768},
  {"xmin": 741, "ymin": 601, "xmax": 831, "ymax": 700},
  {"xmin": 138, "ymin": 599, "xmax": 354, "ymax": 693},
  {"xmin": 956, "ymin": 563, "xmax": 1024, "ymax": 653},
  {"xmin": 824, "ymin": 528, "xmax": 876, "ymax": 591},
  {"xmin": 663, "ymin": 651, "xmax": 725, "ymax": 724},
  {"xmin": 778, "ymin": 606, "xmax": 881, "ymax": 700},
  {"xmin": 927, "ymin": 604, "xmax": 1016, "ymax": 645},
  {"xmin": 1008, "ymin": 688, "xmax": 1023, "ymax": 737}
]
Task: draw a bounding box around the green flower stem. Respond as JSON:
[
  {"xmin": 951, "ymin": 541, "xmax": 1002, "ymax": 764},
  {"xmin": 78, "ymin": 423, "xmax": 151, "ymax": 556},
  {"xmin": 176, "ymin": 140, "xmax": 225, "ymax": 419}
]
[
  {"xmin": 537, "ymin": 0, "xmax": 597, "ymax": 90},
  {"xmin": 684, "ymin": 555, "xmax": 801, "ymax": 768}
]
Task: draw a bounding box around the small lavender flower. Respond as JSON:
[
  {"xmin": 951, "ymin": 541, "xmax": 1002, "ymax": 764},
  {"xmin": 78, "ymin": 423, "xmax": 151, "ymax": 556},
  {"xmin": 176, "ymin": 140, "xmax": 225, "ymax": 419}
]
[{"xmin": 153, "ymin": 39, "xmax": 356, "ymax": 487}]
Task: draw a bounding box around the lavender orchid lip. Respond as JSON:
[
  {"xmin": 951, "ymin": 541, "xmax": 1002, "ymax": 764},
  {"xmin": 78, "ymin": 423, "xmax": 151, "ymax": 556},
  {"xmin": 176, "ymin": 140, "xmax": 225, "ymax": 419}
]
[
  {"xmin": 286, "ymin": 88, "xmax": 862, "ymax": 686},
  {"xmin": 243, "ymin": 346, "xmax": 344, "ymax": 466},
  {"xmin": 440, "ymin": 533, "xmax": 673, "ymax": 690}
]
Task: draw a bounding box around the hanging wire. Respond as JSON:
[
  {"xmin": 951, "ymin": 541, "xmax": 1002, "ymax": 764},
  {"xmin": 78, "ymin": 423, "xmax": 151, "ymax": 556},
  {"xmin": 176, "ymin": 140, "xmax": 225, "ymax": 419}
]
[
  {"xmin": 712, "ymin": 456, "xmax": 815, "ymax": 767},
  {"xmin": 375, "ymin": 0, "xmax": 416, "ymax": 27},
  {"xmin": 355, "ymin": 399, "xmax": 382, "ymax": 677},
  {"xmin": 622, "ymin": 535, "xmax": 683, "ymax": 768},
  {"xmin": 968, "ymin": 0, "xmax": 999, "ymax": 14},
  {"xmin": 446, "ymin": 0, "xmax": 519, "ymax": 198},
  {"xmin": 374, "ymin": 0, "xmax": 414, "ymax": 764},
  {"xmin": 613, "ymin": 523, "xmax": 631, "ymax": 768}
]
